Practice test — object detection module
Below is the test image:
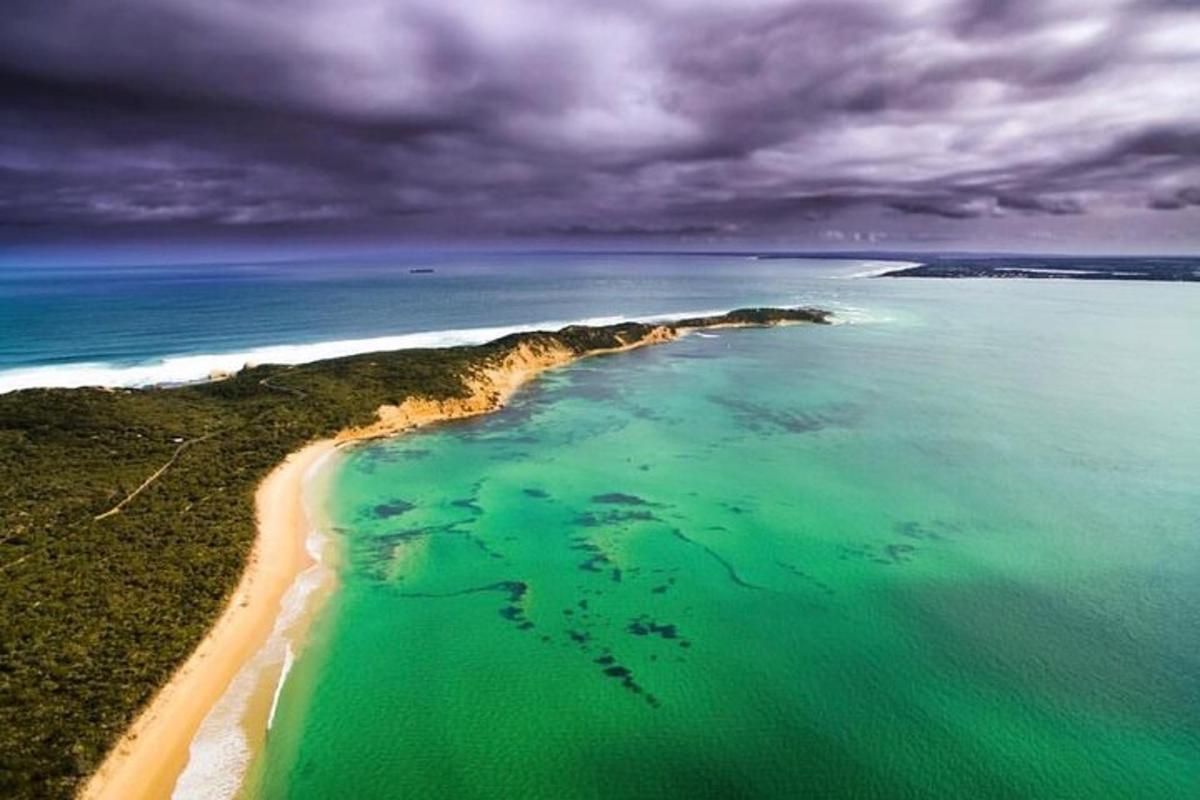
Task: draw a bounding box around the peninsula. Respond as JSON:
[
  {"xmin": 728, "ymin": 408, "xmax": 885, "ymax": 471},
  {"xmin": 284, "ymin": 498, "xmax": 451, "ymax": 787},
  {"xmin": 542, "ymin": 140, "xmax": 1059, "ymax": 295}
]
[
  {"xmin": 0, "ymin": 307, "xmax": 829, "ymax": 800},
  {"xmin": 876, "ymin": 255, "xmax": 1200, "ymax": 281}
]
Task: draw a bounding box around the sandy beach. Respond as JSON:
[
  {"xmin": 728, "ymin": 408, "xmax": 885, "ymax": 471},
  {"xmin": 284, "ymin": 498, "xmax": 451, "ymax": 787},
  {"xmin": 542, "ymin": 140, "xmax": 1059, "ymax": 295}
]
[{"xmin": 79, "ymin": 441, "xmax": 335, "ymax": 800}]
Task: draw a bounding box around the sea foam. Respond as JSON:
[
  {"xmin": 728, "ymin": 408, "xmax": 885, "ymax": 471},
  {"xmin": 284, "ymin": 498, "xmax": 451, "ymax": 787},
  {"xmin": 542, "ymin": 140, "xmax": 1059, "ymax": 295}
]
[
  {"xmin": 0, "ymin": 310, "xmax": 737, "ymax": 394},
  {"xmin": 839, "ymin": 260, "xmax": 923, "ymax": 279},
  {"xmin": 172, "ymin": 450, "xmax": 336, "ymax": 800}
]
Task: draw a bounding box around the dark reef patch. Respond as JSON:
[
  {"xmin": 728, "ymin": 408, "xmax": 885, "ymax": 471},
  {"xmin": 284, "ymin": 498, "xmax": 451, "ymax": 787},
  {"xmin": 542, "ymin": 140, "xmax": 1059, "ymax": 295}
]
[
  {"xmin": 369, "ymin": 516, "xmax": 504, "ymax": 562},
  {"xmin": 353, "ymin": 521, "xmax": 479, "ymax": 581},
  {"xmin": 670, "ymin": 528, "xmax": 764, "ymax": 590},
  {"xmin": 488, "ymin": 582, "xmax": 533, "ymax": 629},
  {"xmin": 895, "ymin": 520, "xmax": 960, "ymax": 541},
  {"xmin": 592, "ymin": 492, "xmax": 658, "ymax": 506},
  {"xmin": 628, "ymin": 615, "xmax": 681, "ymax": 641},
  {"xmin": 629, "ymin": 405, "xmax": 668, "ymax": 422},
  {"xmin": 555, "ymin": 369, "xmax": 623, "ymax": 402},
  {"xmin": 884, "ymin": 543, "xmax": 917, "ymax": 563},
  {"xmin": 667, "ymin": 351, "xmax": 721, "ymax": 360},
  {"xmin": 361, "ymin": 447, "xmax": 433, "ymax": 462},
  {"xmin": 576, "ymin": 509, "xmax": 660, "ymax": 527},
  {"xmin": 396, "ymin": 579, "xmax": 527, "ymax": 602},
  {"xmin": 595, "ymin": 659, "xmax": 658, "ymax": 706},
  {"xmin": 502, "ymin": 435, "xmax": 541, "ymax": 445},
  {"xmin": 777, "ymin": 561, "xmax": 835, "ymax": 595},
  {"xmin": 373, "ymin": 500, "xmax": 416, "ymax": 518},
  {"xmin": 579, "ymin": 553, "xmax": 611, "ymax": 573},
  {"xmin": 839, "ymin": 542, "xmax": 917, "ymax": 565},
  {"xmin": 451, "ymin": 497, "xmax": 483, "ymax": 514},
  {"xmin": 710, "ymin": 395, "xmax": 862, "ymax": 435}
]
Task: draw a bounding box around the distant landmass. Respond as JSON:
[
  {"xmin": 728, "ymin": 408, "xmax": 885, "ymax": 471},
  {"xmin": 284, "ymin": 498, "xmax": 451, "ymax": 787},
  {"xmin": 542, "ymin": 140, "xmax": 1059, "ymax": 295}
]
[
  {"xmin": 551, "ymin": 250, "xmax": 1200, "ymax": 283},
  {"xmin": 876, "ymin": 256, "xmax": 1200, "ymax": 282}
]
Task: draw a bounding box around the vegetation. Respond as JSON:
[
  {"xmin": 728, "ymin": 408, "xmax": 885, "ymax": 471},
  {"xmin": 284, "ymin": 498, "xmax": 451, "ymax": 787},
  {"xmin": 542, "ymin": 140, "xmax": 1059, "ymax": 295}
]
[
  {"xmin": 676, "ymin": 307, "xmax": 830, "ymax": 327},
  {"xmin": 880, "ymin": 255, "xmax": 1200, "ymax": 281},
  {"xmin": 0, "ymin": 308, "xmax": 827, "ymax": 799}
]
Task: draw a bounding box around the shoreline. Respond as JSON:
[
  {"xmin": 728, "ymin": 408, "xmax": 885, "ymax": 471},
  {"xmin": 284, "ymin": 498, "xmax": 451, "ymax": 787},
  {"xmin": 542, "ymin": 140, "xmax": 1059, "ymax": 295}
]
[
  {"xmin": 0, "ymin": 310, "xmax": 732, "ymax": 395},
  {"xmin": 78, "ymin": 312, "xmax": 827, "ymax": 800},
  {"xmin": 171, "ymin": 446, "xmax": 339, "ymax": 800},
  {"xmin": 842, "ymin": 260, "xmax": 922, "ymax": 279},
  {"xmin": 79, "ymin": 441, "xmax": 336, "ymax": 800},
  {"xmin": 79, "ymin": 323, "xmax": 687, "ymax": 800}
]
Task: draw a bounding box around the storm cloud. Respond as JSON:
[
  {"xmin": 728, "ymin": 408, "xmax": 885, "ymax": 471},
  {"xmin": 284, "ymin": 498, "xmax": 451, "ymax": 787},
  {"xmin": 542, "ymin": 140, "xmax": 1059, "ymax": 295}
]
[{"xmin": 2, "ymin": 0, "xmax": 1198, "ymax": 248}]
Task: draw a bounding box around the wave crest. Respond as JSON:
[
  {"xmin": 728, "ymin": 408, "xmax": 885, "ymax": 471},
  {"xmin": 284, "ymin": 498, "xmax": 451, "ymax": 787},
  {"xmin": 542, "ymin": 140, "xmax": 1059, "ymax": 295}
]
[{"xmin": 2, "ymin": 313, "xmax": 729, "ymax": 393}]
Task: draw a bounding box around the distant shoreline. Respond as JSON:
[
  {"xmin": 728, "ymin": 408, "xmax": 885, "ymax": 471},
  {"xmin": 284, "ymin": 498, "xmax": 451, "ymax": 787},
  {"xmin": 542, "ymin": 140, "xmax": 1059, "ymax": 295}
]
[
  {"xmin": 875, "ymin": 256, "xmax": 1200, "ymax": 282},
  {"xmin": 77, "ymin": 307, "xmax": 830, "ymax": 800}
]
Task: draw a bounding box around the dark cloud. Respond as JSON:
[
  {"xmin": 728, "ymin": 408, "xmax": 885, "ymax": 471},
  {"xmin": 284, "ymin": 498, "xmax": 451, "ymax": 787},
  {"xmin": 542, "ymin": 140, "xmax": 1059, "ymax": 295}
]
[
  {"xmin": 519, "ymin": 223, "xmax": 727, "ymax": 238},
  {"xmin": 888, "ymin": 198, "xmax": 991, "ymax": 219},
  {"xmin": 997, "ymin": 194, "xmax": 1085, "ymax": 215},
  {"xmin": 1116, "ymin": 127, "xmax": 1200, "ymax": 158},
  {"xmin": 1148, "ymin": 186, "xmax": 1200, "ymax": 210},
  {"xmin": 1, "ymin": 0, "xmax": 1198, "ymax": 247}
]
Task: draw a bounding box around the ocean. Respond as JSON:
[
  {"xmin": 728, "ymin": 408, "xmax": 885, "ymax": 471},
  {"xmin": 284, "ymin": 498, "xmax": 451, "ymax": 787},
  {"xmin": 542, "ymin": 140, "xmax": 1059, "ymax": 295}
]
[
  {"xmin": 5, "ymin": 253, "xmax": 1198, "ymax": 797},
  {"xmin": 0, "ymin": 252, "xmax": 887, "ymax": 392}
]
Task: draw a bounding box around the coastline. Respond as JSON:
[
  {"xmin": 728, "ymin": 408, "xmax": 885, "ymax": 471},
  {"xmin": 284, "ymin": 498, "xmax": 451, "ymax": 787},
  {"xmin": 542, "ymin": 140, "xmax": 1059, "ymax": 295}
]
[
  {"xmin": 843, "ymin": 261, "xmax": 922, "ymax": 279},
  {"xmin": 0, "ymin": 312, "xmax": 703, "ymax": 394},
  {"xmin": 79, "ymin": 324, "xmax": 683, "ymax": 800},
  {"xmin": 79, "ymin": 441, "xmax": 335, "ymax": 800},
  {"xmin": 76, "ymin": 311, "xmax": 828, "ymax": 800}
]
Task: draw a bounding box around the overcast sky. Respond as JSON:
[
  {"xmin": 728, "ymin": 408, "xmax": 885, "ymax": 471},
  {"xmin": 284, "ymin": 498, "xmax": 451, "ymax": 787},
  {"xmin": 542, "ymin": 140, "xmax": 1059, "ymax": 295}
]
[{"xmin": 2, "ymin": 0, "xmax": 1199, "ymax": 251}]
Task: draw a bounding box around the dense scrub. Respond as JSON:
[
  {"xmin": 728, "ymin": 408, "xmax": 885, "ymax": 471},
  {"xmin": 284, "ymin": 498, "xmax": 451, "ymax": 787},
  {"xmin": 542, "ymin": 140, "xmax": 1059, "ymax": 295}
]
[
  {"xmin": 676, "ymin": 307, "xmax": 830, "ymax": 328},
  {"xmin": 0, "ymin": 308, "xmax": 826, "ymax": 799}
]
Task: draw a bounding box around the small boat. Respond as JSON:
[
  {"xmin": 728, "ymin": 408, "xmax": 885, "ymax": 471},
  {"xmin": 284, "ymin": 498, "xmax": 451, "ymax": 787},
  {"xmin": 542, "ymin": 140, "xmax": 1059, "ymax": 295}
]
[{"xmin": 409, "ymin": 268, "xmax": 435, "ymax": 274}]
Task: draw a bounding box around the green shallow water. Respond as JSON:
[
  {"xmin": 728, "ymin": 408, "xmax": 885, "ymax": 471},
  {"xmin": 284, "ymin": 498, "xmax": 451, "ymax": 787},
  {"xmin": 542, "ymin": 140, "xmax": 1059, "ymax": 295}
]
[{"xmin": 245, "ymin": 280, "xmax": 1200, "ymax": 799}]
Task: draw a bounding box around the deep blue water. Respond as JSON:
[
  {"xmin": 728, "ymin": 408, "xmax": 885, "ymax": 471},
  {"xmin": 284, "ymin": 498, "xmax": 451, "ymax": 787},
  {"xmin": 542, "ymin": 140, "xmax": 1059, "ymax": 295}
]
[{"xmin": 0, "ymin": 252, "xmax": 888, "ymax": 390}]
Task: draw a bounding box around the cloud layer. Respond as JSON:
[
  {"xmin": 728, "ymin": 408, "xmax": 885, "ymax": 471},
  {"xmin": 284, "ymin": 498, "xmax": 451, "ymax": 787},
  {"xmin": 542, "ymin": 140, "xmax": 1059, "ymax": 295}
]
[{"xmin": 2, "ymin": 0, "xmax": 1199, "ymax": 248}]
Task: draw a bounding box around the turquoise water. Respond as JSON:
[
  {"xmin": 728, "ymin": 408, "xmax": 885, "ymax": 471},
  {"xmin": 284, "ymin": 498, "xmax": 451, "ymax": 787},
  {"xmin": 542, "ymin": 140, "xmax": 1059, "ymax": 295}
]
[{"xmin": 247, "ymin": 277, "xmax": 1200, "ymax": 798}]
